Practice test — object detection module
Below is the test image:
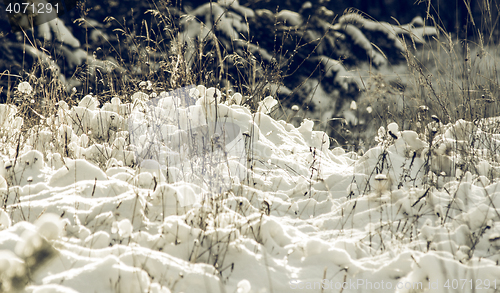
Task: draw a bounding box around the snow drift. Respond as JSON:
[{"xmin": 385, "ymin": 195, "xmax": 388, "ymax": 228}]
[{"xmin": 0, "ymin": 85, "xmax": 500, "ymax": 292}]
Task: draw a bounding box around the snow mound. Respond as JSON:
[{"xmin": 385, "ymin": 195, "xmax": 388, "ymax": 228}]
[{"xmin": 0, "ymin": 86, "xmax": 500, "ymax": 292}]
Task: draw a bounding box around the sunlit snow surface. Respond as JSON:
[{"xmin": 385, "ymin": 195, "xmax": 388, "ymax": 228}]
[{"xmin": 1, "ymin": 86, "xmax": 500, "ymax": 293}]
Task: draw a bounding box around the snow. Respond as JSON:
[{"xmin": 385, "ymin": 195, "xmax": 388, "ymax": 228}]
[
  {"xmin": 257, "ymin": 96, "xmax": 278, "ymax": 114},
  {"xmin": 180, "ymin": 0, "xmax": 252, "ymax": 68},
  {"xmin": 335, "ymin": 14, "xmax": 438, "ymax": 49},
  {"xmin": 276, "ymin": 10, "xmax": 302, "ymax": 26},
  {"xmin": 342, "ymin": 24, "xmax": 388, "ymax": 67},
  {"xmin": 48, "ymin": 19, "xmax": 81, "ymax": 48},
  {"xmin": 2, "ymin": 85, "xmax": 500, "ymax": 292}
]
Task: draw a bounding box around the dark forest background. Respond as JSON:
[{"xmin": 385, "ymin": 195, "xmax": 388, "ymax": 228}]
[{"xmin": 0, "ymin": 0, "xmax": 493, "ymax": 90}]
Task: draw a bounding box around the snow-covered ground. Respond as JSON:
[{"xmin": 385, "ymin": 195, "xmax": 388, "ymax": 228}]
[{"xmin": 1, "ymin": 85, "xmax": 500, "ymax": 293}]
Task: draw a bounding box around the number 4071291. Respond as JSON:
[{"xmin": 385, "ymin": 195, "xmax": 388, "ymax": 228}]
[
  {"xmin": 443, "ymin": 279, "xmax": 496, "ymax": 290},
  {"xmin": 5, "ymin": 2, "xmax": 59, "ymax": 14}
]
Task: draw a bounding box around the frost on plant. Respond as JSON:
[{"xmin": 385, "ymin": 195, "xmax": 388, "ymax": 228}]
[{"xmin": 17, "ymin": 81, "xmax": 32, "ymax": 95}]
